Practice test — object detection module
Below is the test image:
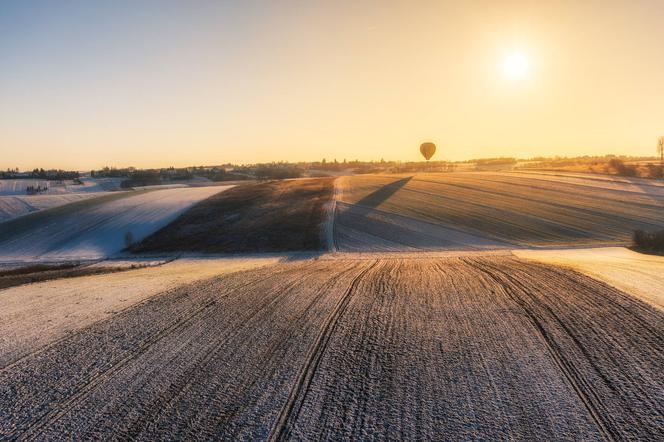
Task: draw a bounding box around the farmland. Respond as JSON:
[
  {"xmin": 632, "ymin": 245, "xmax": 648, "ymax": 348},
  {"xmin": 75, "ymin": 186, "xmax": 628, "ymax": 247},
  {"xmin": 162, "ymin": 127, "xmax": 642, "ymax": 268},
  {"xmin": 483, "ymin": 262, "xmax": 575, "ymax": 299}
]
[
  {"xmin": 0, "ymin": 256, "xmax": 283, "ymax": 368},
  {"xmin": 1, "ymin": 172, "xmax": 664, "ymax": 440},
  {"xmin": 335, "ymin": 171, "xmax": 664, "ymax": 250},
  {"xmin": 0, "ymin": 178, "xmax": 123, "ymax": 196},
  {"xmin": 515, "ymin": 247, "xmax": 664, "ymax": 310},
  {"xmin": 1, "ymin": 255, "xmax": 663, "ymax": 439},
  {"xmin": 0, "ymin": 186, "xmax": 229, "ymax": 262},
  {"xmin": 132, "ymin": 178, "xmax": 334, "ymax": 253},
  {"xmin": 0, "ymin": 178, "xmax": 125, "ymax": 222}
]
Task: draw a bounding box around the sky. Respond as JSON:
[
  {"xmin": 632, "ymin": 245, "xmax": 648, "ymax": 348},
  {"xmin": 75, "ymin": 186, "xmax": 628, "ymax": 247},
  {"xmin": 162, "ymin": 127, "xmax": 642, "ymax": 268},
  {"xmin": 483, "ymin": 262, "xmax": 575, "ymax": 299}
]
[{"xmin": 2, "ymin": 0, "xmax": 664, "ymax": 170}]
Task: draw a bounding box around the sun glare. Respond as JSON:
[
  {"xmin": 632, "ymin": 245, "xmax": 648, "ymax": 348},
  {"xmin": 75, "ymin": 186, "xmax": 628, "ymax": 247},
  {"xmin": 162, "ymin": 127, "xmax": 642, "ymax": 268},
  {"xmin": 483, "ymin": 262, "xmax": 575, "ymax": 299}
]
[{"xmin": 502, "ymin": 51, "xmax": 529, "ymax": 80}]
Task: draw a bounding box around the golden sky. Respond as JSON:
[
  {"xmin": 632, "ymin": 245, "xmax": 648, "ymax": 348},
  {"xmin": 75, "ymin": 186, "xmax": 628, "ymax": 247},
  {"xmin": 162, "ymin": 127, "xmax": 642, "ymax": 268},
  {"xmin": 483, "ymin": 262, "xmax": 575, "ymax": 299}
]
[{"xmin": 2, "ymin": 1, "xmax": 664, "ymax": 169}]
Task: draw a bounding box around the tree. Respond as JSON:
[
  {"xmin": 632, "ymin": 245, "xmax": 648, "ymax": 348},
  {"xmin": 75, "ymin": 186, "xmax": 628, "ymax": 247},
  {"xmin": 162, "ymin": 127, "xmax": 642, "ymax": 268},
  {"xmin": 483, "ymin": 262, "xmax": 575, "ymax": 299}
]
[
  {"xmin": 124, "ymin": 231, "xmax": 134, "ymax": 248},
  {"xmin": 658, "ymin": 136, "xmax": 664, "ymax": 166}
]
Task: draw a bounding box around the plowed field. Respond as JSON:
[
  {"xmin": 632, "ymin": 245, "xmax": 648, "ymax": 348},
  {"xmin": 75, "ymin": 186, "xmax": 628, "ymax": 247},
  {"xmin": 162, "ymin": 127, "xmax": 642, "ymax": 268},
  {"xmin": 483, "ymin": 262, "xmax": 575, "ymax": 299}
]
[
  {"xmin": 335, "ymin": 172, "xmax": 664, "ymax": 250},
  {"xmin": 2, "ymin": 256, "xmax": 663, "ymax": 440}
]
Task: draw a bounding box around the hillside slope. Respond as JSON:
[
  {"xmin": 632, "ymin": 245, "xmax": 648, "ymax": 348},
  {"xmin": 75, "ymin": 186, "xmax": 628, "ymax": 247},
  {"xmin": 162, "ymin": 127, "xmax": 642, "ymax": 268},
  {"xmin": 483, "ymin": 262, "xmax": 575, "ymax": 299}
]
[{"xmin": 132, "ymin": 178, "xmax": 334, "ymax": 253}]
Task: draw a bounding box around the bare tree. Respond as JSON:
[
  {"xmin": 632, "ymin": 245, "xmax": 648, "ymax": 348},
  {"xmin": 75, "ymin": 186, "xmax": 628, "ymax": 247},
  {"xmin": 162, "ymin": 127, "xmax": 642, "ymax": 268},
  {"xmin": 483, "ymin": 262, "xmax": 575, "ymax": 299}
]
[{"xmin": 658, "ymin": 136, "xmax": 664, "ymax": 166}]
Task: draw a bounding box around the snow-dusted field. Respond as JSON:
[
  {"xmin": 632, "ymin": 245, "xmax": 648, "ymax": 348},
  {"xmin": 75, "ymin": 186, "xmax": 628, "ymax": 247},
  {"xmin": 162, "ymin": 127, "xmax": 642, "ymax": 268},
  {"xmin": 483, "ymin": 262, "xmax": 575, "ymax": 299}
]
[
  {"xmin": 0, "ymin": 255, "xmax": 285, "ymax": 367},
  {"xmin": 0, "ymin": 193, "xmax": 107, "ymax": 223},
  {"xmin": 2, "ymin": 174, "xmax": 664, "ymax": 440},
  {"xmin": 334, "ymin": 172, "xmax": 664, "ymax": 250},
  {"xmin": 515, "ymin": 247, "xmax": 664, "ymax": 310},
  {"xmin": 0, "ymin": 178, "xmax": 125, "ymax": 222},
  {"xmin": 0, "ymin": 186, "xmax": 230, "ymax": 262},
  {"xmin": 2, "ymin": 254, "xmax": 663, "ymax": 439},
  {"xmin": 0, "ymin": 178, "xmax": 123, "ymax": 196}
]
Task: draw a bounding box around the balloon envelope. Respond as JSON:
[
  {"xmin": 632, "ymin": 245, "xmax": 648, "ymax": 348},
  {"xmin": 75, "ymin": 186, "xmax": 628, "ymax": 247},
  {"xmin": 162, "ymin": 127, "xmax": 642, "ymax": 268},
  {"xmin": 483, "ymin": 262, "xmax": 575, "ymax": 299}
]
[{"xmin": 420, "ymin": 142, "xmax": 436, "ymax": 161}]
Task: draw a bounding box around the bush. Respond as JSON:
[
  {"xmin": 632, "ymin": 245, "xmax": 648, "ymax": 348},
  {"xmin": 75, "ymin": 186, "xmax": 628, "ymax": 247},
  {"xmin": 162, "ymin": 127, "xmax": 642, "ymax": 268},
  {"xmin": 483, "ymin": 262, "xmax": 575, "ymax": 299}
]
[
  {"xmin": 633, "ymin": 230, "xmax": 664, "ymax": 252},
  {"xmin": 646, "ymin": 164, "xmax": 664, "ymax": 179},
  {"xmin": 608, "ymin": 159, "xmax": 638, "ymax": 177}
]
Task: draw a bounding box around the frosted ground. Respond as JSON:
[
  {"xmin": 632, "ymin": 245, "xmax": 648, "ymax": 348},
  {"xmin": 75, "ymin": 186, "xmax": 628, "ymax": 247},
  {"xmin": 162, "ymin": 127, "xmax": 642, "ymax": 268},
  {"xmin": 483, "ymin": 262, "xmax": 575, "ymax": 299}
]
[
  {"xmin": 515, "ymin": 246, "xmax": 664, "ymax": 310},
  {"xmin": 0, "ymin": 186, "xmax": 230, "ymax": 263},
  {"xmin": 1, "ymin": 172, "xmax": 664, "ymax": 440},
  {"xmin": 0, "ymin": 177, "xmax": 124, "ymax": 222}
]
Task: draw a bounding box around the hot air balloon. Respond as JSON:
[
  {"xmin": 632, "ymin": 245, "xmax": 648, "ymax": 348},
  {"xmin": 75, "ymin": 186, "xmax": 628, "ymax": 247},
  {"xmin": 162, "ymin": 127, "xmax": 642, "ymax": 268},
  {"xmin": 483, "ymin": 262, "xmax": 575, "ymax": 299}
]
[{"xmin": 420, "ymin": 142, "xmax": 436, "ymax": 161}]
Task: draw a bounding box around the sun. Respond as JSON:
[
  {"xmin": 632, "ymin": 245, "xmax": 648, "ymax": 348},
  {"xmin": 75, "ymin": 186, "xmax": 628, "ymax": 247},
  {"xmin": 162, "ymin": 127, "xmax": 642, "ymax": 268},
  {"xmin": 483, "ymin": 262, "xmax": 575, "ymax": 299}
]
[{"xmin": 502, "ymin": 51, "xmax": 529, "ymax": 79}]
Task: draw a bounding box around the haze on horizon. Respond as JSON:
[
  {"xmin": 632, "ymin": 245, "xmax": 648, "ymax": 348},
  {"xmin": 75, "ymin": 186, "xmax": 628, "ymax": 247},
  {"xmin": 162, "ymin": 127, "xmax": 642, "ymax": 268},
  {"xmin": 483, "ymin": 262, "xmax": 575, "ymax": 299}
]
[{"xmin": 2, "ymin": 0, "xmax": 664, "ymax": 170}]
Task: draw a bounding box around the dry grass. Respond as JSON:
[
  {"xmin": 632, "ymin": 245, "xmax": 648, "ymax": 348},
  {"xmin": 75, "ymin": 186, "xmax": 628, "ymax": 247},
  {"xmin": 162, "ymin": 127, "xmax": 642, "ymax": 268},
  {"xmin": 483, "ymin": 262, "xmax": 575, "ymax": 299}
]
[{"xmin": 132, "ymin": 178, "xmax": 335, "ymax": 253}]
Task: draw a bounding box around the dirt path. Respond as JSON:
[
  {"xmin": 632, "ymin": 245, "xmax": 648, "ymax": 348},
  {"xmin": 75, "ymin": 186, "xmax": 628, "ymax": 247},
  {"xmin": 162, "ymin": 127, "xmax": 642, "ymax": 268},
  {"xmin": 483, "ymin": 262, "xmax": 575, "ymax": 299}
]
[
  {"xmin": 1, "ymin": 256, "xmax": 663, "ymax": 440},
  {"xmin": 322, "ymin": 177, "xmax": 341, "ymax": 252}
]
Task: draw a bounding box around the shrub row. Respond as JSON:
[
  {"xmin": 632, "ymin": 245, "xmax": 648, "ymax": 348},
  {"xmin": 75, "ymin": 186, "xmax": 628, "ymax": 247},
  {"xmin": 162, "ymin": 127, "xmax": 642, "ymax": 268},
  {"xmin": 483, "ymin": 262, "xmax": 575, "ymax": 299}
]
[{"xmin": 633, "ymin": 230, "xmax": 664, "ymax": 252}]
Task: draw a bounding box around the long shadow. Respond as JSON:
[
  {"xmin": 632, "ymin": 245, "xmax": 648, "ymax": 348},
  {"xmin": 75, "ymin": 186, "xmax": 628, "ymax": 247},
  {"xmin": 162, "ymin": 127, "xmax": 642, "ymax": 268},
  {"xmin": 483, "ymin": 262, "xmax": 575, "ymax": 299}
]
[{"xmin": 355, "ymin": 176, "xmax": 413, "ymax": 209}]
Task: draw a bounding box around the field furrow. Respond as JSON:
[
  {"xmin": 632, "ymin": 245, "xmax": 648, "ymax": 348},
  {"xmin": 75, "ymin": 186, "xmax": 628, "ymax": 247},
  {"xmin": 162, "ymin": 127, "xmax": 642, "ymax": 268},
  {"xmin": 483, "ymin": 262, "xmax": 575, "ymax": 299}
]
[
  {"xmin": 336, "ymin": 172, "xmax": 664, "ymax": 249},
  {"xmin": 467, "ymin": 258, "xmax": 664, "ymax": 440},
  {"xmin": 286, "ymin": 258, "xmax": 607, "ymax": 440},
  {"xmin": 2, "ymin": 256, "xmax": 663, "ymax": 440},
  {"xmin": 0, "ymin": 259, "xmax": 372, "ymax": 440}
]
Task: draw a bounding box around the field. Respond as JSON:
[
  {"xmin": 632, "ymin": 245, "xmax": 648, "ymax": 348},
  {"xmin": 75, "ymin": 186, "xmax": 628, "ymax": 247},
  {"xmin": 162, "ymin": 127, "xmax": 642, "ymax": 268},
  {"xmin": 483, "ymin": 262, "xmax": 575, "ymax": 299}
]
[
  {"xmin": 0, "ymin": 178, "xmax": 123, "ymax": 196},
  {"xmin": 132, "ymin": 178, "xmax": 334, "ymax": 253},
  {"xmin": 1, "ymin": 173, "xmax": 664, "ymax": 440},
  {"xmin": 0, "ymin": 186, "xmax": 229, "ymax": 263},
  {"xmin": 0, "ymin": 178, "xmax": 125, "ymax": 222},
  {"xmin": 335, "ymin": 171, "xmax": 664, "ymax": 250},
  {"xmin": 0, "ymin": 256, "xmax": 283, "ymax": 368},
  {"xmin": 1, "ymin": 255, "xmax": 663, "ymax": 439},
  {"xmin": 515, "ymin": 247, "xmax": 664, "ymax": 310}
]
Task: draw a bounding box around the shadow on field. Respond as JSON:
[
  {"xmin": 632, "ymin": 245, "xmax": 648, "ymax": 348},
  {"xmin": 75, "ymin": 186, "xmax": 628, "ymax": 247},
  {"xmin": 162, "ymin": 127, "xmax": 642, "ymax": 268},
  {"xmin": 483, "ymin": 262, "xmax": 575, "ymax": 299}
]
[{"xmin": 355, "ymin": 176, "xmax": 413, "ymax": 209}]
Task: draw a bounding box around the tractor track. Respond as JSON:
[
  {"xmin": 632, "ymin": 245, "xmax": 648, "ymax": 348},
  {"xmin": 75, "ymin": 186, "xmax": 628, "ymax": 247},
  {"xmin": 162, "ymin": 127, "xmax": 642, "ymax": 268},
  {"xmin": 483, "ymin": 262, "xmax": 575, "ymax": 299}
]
[
  {"xmin": 268, "ymin": 260, "xmax": 379, "ymax": 441},
  {"xmin": 464, "ymin": 258, "xmax": 616, "ymax": 441},
  {"xmin": 2, "ymin": 264, "xmax": 307, "ymax": 439},
  {"xmin": 464, "ymin": 256, "xmax": 664, "ymax": 441},
  {"xmin": 2, "ymin": 255, "xmax": 664, "ymax": 440}
]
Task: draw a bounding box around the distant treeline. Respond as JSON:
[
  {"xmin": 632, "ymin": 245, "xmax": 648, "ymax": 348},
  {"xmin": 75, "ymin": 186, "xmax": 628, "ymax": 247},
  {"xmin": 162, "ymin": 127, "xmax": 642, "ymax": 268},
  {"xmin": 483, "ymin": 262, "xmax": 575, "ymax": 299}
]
[
  {"xmin": 80, "ymin": 153, "xmax": 664, "ymax": 184},
  {"xmin": 305, "ymin": 158, "xmax": 456, "ymax": 173},
  {"xmin": 519, "ymin": 155, "xmax": 663, "ymax": 179},
  {"xmin": 91, "ymin": 165, "xmax": 249, "ymax": 188},
  {"xmin": 1, "ymin": 168, "xmax": 80, "ymax": 180}
]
